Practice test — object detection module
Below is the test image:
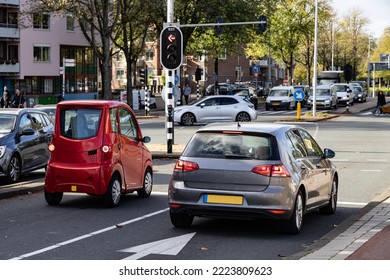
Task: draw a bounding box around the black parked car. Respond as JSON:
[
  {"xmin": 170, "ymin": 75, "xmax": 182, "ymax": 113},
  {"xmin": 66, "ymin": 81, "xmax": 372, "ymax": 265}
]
[{"xmin": 0, "ymin": 108, "xmax": 54, "ymax": 183}]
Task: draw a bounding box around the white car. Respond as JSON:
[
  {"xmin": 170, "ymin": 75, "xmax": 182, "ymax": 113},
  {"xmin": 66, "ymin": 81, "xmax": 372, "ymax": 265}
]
[
  {"xmin": 265, "ymin": 86, "xmax": 296, "ymax": 110},
  {"xmin": 174, "ymin": 95, "xmax": 257, "ymax": 126},
  {"xmin": 331, "ymin": 83, "xmax": 354, "ymax": 106},
  {"xmin": 307, "ymin": 85, "xmax": 338, "ymax": 110}
]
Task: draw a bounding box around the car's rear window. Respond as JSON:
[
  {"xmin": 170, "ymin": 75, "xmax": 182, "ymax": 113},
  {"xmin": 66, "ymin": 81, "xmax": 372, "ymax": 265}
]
[
  {"xmin": 183, "ymin": 131, "xmax": 280, "ymax": 160},
  {"xmin": 59, "ymin": 108, "xmax": 102, "ymax": 140},
  {"xmin": 0, "ymin": 115, "xmax": 16, "ymax": 134}
]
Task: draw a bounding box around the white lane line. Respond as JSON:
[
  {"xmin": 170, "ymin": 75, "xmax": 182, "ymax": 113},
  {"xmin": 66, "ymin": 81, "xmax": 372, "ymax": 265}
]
[
  {"xmin": 366, "ymin": 159, "xmax": 387, "ymax": 162},
  {"xmin": 10, "ymin": 208, "xmax": 169, "ymax": 260},
  {"xmin": 332, "ymin": 159, "xmax": 349, "ymax": 162},
  {"xmin": 360, "ymin": 170, "xmax": 382, "ymax": 172}
]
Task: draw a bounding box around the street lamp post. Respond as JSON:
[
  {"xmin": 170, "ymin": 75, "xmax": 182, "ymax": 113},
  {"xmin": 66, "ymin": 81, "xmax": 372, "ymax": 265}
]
[{"xmin": 312, "ymin": 0, "xmax": 319, "ymax": 117}]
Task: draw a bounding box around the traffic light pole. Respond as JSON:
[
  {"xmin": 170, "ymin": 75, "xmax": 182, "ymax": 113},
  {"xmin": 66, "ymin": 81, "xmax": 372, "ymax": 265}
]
[{"xmin": 166, "ymin": 70, "xmax": 174, "ymax": 154}]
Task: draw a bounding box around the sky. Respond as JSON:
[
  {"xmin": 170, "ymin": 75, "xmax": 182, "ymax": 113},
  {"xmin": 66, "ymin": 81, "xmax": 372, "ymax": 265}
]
[{"xmin": 331, "ymin": 0, "xmax": 390, "ymax": 38}]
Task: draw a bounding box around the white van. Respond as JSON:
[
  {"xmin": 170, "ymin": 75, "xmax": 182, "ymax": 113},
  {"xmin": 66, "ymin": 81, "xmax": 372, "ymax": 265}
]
[
  {"xmin": 265, "ymin": 86, "xmax": 295, "ymax": 111},
  {"xmin": 330, "ymin": 83, "xmax": 354, "ymax": 106}
]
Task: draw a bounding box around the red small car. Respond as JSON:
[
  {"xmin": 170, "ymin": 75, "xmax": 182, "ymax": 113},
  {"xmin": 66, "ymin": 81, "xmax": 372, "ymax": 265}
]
[{"xmin": 44, "ymin": 100, "xmax": 153, "ymax": 207}]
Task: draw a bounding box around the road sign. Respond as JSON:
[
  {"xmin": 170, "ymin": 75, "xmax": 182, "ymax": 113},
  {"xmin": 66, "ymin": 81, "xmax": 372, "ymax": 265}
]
[
  {"xmin": 253, "ymin": 65, "xmax": 260, "ymax": 73},
  {"xmin": 294, "ymin": 90, "xmax": 305, "ymax": 102},
  {"xmin": 64, "ymin": 58, "xmax": 75, "ymax": 67}
]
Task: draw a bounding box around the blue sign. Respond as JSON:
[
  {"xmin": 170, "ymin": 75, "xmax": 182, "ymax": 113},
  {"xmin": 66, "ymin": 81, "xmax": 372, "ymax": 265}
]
[
  {"xmin": 293, "ymin": 90, "xmax": 305, "ymax": 102},
  {"xmin": 253, "ymin": 65, "xmax": 260, "ymax": 73}
]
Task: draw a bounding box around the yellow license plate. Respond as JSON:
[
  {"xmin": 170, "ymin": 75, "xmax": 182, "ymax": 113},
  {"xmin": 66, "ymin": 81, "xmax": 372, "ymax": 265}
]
[
  {"xmin": 272, "ymin": 102, "xmax": 280, "ymax": 106},
  {"xmin": 203, "ymin": 194, "xmax": 243, "ymax": 205}
]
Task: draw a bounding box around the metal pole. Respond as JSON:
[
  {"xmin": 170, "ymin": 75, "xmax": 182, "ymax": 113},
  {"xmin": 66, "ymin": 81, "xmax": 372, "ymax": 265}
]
[
  {"xmin": 166, "ymin": 0, "xmax": 174, "ymax": 153},
  {"xmin": 145, "ymin": 67, "xmax": 149, "ymax": 116},
  {"xmin": 373, "ymin": 63, "xmax": 376, "ymax": 97},
  {"xmin": 62, "ymin": 57, "xmax": 66, "ymax": 99},
  {"xmin": 312, "ymin": 0, "xmax": 319, "ymax": 117},
  {"xmin": 196, "ymin": 80, "xmax": 200, "ymax": 100},
  {"xmin": 367, "ymin": 37, "xmax": 371, "ymax": 96}
]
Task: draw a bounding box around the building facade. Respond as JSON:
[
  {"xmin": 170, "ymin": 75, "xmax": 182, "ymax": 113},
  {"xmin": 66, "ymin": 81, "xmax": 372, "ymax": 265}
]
[{"xmin": 0, "ymin": 0, "xmax": 97, "ymax": 105}]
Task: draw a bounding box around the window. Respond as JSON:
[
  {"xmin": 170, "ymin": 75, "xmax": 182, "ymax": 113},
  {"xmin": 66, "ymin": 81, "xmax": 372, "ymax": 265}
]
[
  {"xmin": 146, "ymin": 49, "xmax": 154, "ymax": 61},
  {"xmin": 33, "ymin": 14, "xmax": 50, "ymax": 29},
  {"xmin": 60, "ymin": 109, "xmax": 102, "ymax": 140},
  {"xmin": 66, "ymin": 16, "xmax": 74, "ymax": 31},
  {"xmin": 116, "ymin": 69, "xmax": 125, "ymax": 80},
  {"xmin": 298, "ymin": 130, "xmax": 323, "ymax": 157},
  {"xmin": 34, "ymin": 45, "xmax": 50, "ymax": 62},
  {"xmin": 119, "ymin": 107, "xmax": 138, "ymax": 140},
  {"xmin": 286, "ymin": 130, "xmax": 307, "ymax": 159},
  {"xmin": 44, "ymin": 78, "xmax": 53, "ymax": 93},
  {"xmin": 109, "ymin": 108, "xmax": 118, "ymax": 133}
]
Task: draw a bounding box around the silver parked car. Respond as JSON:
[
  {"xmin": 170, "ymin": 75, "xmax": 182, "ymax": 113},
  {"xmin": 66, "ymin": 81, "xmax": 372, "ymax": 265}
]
[
  {"xmin": 168, "ymin": 123, "xmax": 338, "ymax": 234},
  {"xmin": 174, "ymin": 95, "xmax": 257, "ymax": 126}
]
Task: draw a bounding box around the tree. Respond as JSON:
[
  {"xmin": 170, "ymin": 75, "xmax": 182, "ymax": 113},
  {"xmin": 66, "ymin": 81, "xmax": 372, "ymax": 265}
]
[{"xmin": 27, "ymin": 0, "xmax": 121, "ymax": 100}]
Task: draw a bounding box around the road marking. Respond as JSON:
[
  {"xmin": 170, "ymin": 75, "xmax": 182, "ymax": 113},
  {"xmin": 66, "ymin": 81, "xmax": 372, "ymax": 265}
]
[
  {"xmin": 338, "ymin": 201, "xmax": 367, "ymax": 207},
  {"xmin": 119, "ymin": 232, "xmax": 196, "ymax": 260},
  {"xmin": 366, "ymin": 159, "xmax": 387, "ymax": 162},
  {"xmin": 360, "ymin": 170, "xmax": 382, "ymax": 172},
  {"xmin": 332, "ymin": 159, "xmax": 349, "ymax": 162},
  {"xmin": 9, "ymin": 208, "xmax": 169, "ymax": 260}
]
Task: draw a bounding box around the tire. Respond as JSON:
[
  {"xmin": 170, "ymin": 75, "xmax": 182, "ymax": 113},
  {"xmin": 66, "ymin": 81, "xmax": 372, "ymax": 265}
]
[
  {"xmin": 373, "ymin": 107, "xmax": 381, "ymax": 117},
  {"xmin": 284, "ymin": 190, "xmax": 304, "ymax": 234},
  {"xmin": 8, "ymin": 155, "xmax": 21, "ymax": 183},
  {"xmin": 170, "ymin": 210, "xmax": 194, "ymax": 227},
  {"xmin": 137, "ymin": 168, "xmax": 153, "ymax": 198},
  {"xmin": 181, "ymin": 113, "xmax": 195, "ymax": 126},
  {"xmin": 319, "ymin": 177, "xmax": 338, "ymax": 215},
  {"xmin": 44, "ymin": 189, "xmax": 63, "ymax": 205},
  {"xmin": 236, "ymin": 112, "xmax": 251, "ymax": 122},
  {"xmin": 104, "ymin": 175, "xmax": 122, "ymax": 207}
]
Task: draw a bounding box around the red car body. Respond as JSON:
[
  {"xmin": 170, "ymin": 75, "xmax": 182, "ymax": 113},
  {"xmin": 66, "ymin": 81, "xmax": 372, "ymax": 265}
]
[{"xmin": 44, "ymin": 100, "xmax": 153, "ymax": 207}]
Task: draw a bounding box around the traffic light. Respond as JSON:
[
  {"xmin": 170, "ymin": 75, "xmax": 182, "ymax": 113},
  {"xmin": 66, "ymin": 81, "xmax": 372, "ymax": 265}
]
[
  {"xmin": 258, "ymin": 15, "xmax": 267, "ymax": 34},
  {"xmin": 139, "ymin": 68, "xmax": 146, "ymax": 85},
  {"xmin": 215, "ymin": 16, "xmax": 223, "ymax": 35},
  {"xmin": 160, "ymin": 26, "xmax": 183, "ymax": 70},
  {"xmin": 195, "ymin": 67, "xmax": 203, "ymax": 81}
]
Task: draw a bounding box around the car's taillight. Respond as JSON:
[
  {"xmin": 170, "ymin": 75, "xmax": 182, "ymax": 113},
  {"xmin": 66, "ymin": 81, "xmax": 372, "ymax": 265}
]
[
  {"xmin": 174, "ymin": 159, "xmax": 199, "ymax": 172},
  {"xmin": 251, "ymin": 164, "xmax": 290, "ymax": 177},
  {"xmin": 48, "ymin": 144, "xmax": 55, "ymax": 152}
]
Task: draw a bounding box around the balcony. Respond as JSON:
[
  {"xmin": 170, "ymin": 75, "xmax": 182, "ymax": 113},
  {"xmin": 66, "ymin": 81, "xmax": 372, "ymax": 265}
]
[
  {"xmin": 0, "ymin": 24, "xmax": 19, "ymax": 39},
  {"xmin": 0, "ymin": 0, "xmax": 20, "ymax": 6},
  {"xmin": 0, "ymin": 60, "xmax": 20, "ymax": 74}
]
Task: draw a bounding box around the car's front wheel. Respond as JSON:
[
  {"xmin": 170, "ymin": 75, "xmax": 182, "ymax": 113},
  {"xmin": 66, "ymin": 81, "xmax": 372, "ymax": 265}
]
[
  {"xmin": 137, "ymin": 168, "xmax": 153, "ymax": 198},
  {"xmin": 284, "ymin": 190, "xmax": 304, "ymax": 234},
  {"xmin": 236, "ymin": 112, "xmax": 251, "ymax": 122},
  {"xmin": 8, "ymin": 155, "xmax": 21, "ymax": 183},
  {"xmin": 104, "ymin": 175, "xmax": 121, "ymax": 207},
  {"xmin": 170, "ymin": 210, "xmax": 194, "ymax": 227},
  {"xmin": 181, "ymin": 113, "xmax": 196, "ymax": 126}
]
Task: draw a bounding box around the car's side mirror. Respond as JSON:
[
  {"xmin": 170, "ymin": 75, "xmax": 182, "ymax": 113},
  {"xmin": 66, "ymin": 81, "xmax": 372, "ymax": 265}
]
[
  {"xmin": 200, "ymin": 103, "xmax": 205, "ymax": 108},
  {"xmin": 323, "ymin": 148, "xmax": 335, "ymax": 159},
  {"xmin": 21, "ymin": 128, "xmax": 35, "ymax": 136},
  {"xmin": 142, "ymin": 136, "xmax": 151, "ymax": 143}
]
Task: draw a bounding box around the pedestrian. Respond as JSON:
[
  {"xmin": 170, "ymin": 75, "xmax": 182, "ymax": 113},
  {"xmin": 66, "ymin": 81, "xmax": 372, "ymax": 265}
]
[
  {"xmin": 1, "ymin": 86, "xmax": 11, "ymax": 108},
  {"xmin": 377, "ymin": 90, "xmax": 386, "ymax": 107},
  {"xmin": 11, "ymin": 88, "xmax": 26, "ymax": 108},
  {"xmin": 183, "ymin": 84, "xmax": 191, "ymax": 105}
]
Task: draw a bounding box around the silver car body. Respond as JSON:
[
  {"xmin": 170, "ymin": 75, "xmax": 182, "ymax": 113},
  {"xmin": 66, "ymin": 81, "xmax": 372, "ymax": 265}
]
[
  {"xmin": 307, "ymin": 85, "xmax": 338, "ymax": 109},
  {"xmin": 174, "ymin": 95, "xmax": 257, "ymax": 126},
  {"xmin": 168, "ymin": 122, "xmax": 338, "ymax": 233}
]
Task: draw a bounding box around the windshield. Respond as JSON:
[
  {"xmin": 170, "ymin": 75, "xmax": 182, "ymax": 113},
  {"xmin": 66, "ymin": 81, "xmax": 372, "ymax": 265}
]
[
  {"xmin": 269, "ymin": 90, "xmax": 289, "ymax": 97},
  {"xmin": 310, "ymin": 89, "xmax": 331, "ymax": 96},
  {"xmin": 59, "ymin": 108, "xmax": 102, "ymax": 140},
  {"xmin": 0, "ymin": 115, "xmax": 16, "ymax": 134},
  {"xmin": 331, "ymin": 85, "xmax": 349, "ymax": 93}
]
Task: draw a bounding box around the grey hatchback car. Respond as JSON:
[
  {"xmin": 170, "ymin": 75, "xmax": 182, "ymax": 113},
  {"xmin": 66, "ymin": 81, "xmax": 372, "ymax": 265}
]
[{"xmin": 168, "ymin": 123, "xmax": 338, "ymax": 234}]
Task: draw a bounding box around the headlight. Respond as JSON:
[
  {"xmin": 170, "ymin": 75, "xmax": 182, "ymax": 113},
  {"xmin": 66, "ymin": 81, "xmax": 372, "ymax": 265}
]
[
  {"xmin": 307, "ymin": 99, "xmax": 312, "ymax": 104},
  {"xmin": 324, "ymin": 100, "xmax": 330, "ymax": 104},
  {"xmin": 342, "ymin": 96, "xmax": 348, "ymax": 100},
  {"xmin": 0, "ymin": 146, "xmax": 5, "ymax": 158},
  {"xmin": 358, "ymin": 94, "xmax": 362, "ymax": 97}
]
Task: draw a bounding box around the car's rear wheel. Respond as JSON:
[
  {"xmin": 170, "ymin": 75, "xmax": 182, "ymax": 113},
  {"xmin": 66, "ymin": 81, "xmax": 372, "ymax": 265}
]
[
  {"xmin": 284, "ymin": 190, "xmax": 304, "ymax": 234},
  {"xmin": 104, "ymin": 175, "xmax": 121, "ymax": 207},
  {"xmin": 44, "ymin": 189, "xmax": 63, "ymax": 205},
  {"xmin": 319, "ymin": 177, "xmax": 338, "ymax": 214},
  {"xmin": 181, "ymin": 113, "xmax": 195, "ymax": 126},
  {"xmin": 137, "ymin": 168, "xmax": 153, "ymax": 198},
  {"xmin": 236, "ymin": 112, "xmax": 251, "ymax": 122},
  {"xmin": 8, "ymin": 155, "xmax": 21, "ymax": 183},
  {"xmin": 170, "ymin": 210, "xmax": 194, "ymax": 227}
]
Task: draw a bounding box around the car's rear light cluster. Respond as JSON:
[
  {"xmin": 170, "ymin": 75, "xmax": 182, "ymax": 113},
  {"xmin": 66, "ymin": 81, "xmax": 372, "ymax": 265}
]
[
  {"xmin": 101, "ymin": 145, "xmax": 113, "ymax": 161},
  {"xmin": 174, "ymin": 160, "xmax": 199, "ymax": 172},
  {"xmin": 251, "ymin": 164, "xmax": 290, "ymax": 177}
]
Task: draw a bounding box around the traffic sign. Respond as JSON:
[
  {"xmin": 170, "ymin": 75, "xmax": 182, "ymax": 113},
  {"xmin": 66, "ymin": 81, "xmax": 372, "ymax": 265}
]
[
  {"xmin": 253, "ymin": 65, "xmax": 260, "ymax": 73},
  {"xmin": 293, "ymin": 90, "xmax": 305, "ymax": 102}
]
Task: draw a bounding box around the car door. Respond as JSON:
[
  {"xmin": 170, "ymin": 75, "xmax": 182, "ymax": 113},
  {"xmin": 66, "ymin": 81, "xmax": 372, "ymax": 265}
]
[
  {"xmin": 298, "ymin": 129, "xmax": 333, "ymax": 207},
  {"xmin": 17, "ymin": 113, "xmax": 43, "ymax": 171},
  {"xmin": 196, "ymin": 97, "xmax": 221, "ymax": 123},
  {"xmin": 118, "ymin": 106, "xmax": 143, "ymax": 189},
  {"xmin": 218, "ymin": 97, "xmax": 241, "ymax": 121}
]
